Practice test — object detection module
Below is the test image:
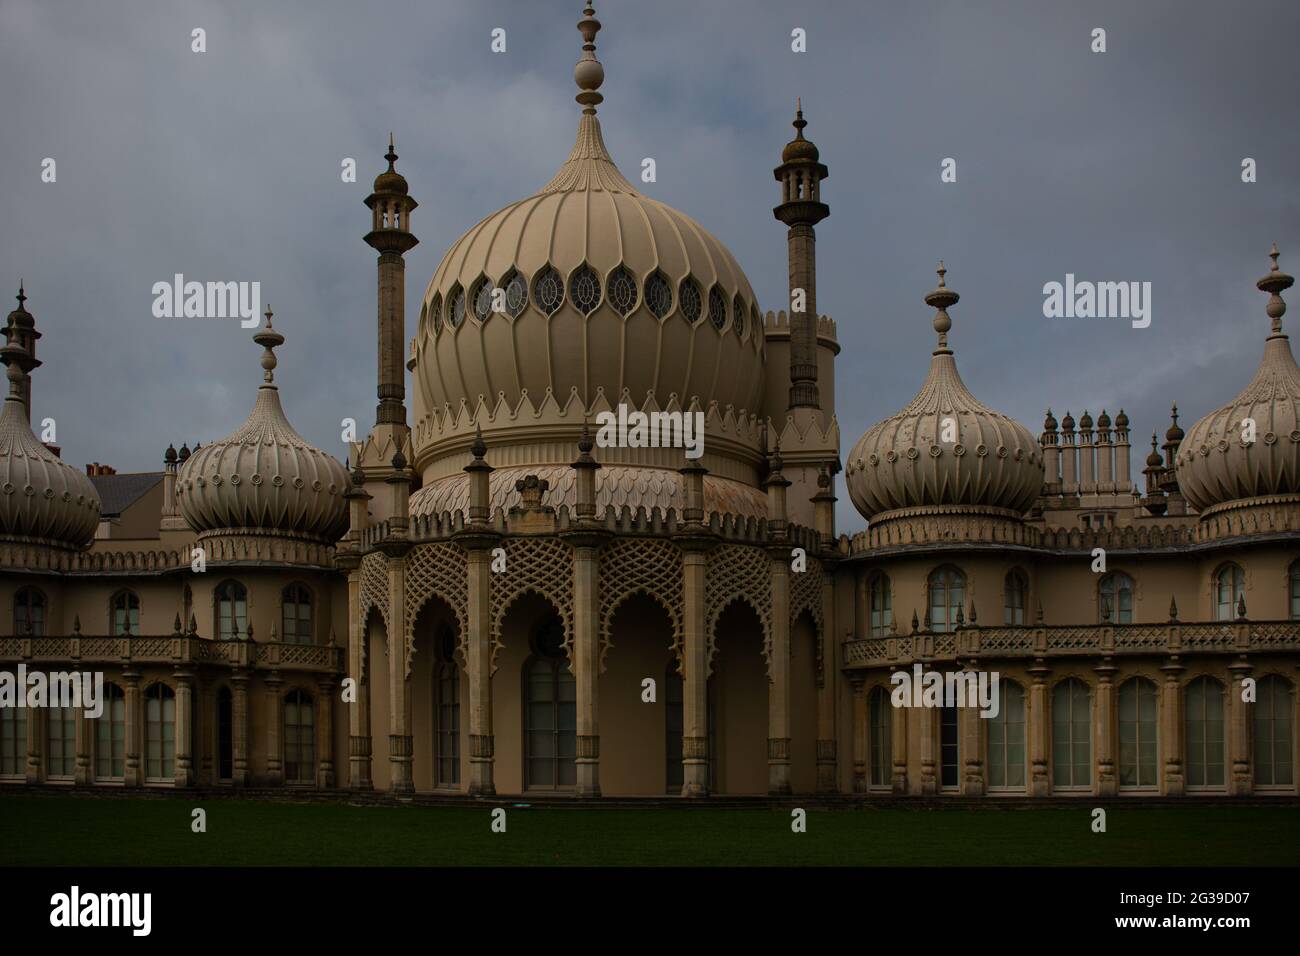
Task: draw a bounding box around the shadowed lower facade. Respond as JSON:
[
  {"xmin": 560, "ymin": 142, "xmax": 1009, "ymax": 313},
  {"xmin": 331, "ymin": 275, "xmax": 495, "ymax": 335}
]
[{"xmin": 2, "ymin": 4, "xmax": 1298, "ymax": 800}]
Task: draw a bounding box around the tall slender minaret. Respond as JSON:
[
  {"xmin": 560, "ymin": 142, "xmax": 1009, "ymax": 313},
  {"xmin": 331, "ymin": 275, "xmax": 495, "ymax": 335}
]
[
  {"xmin": 773, "ymin": 100, "xmax": 829, "ymax": 410},
  {"xmin": 364, "ymin": 135, "xmax": 418, "ymax": 434},
  {"xmin": 4, "ymin": 283, "xmax": 40, "ymax": 423}
]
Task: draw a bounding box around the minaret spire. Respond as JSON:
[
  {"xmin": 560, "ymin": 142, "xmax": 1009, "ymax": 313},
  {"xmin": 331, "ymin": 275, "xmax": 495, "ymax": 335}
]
[
  {"xmin": 1258, "ymin": 242, "xmax": 1293, "ymax": 338},
  {"xmin": 4, "ymin": 282, "xmax": 42, "ymax": 422},
  {"xmin": 574, "ymin": 3, "xmax": 604, "ymax": 115},
  {"xmin": 924, "ymin": 261, "xmax": 959, "ymax": 353},
  {"xmin": 774, "ymin": 99, "xmax": 829, "ymax": 410}
]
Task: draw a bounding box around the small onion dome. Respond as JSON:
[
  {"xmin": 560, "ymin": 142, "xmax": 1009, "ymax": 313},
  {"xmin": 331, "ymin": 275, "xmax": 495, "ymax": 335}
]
[
  {"xmin": 178, "ymin": 443, "xmax": 191, "ymax": 463},
  {"xmin": 164, "ymin": 444, "xmax": 178, "ymax": 465},
  {"xmin": 1146, "ymin": 434, "xmax": 1164, "ymax": 468},
  {"xmin": 1043, "ymin": 409, "xmax": 1058, "ymax": 431},
  {"xmin": 1097, "ymin": 409, "xmax": 1111, "ymax": 429},
  {"xmin": 1115, "ymin": 408, "xmax": 1129, "ymax": 428},
  {"xmin": 176, "ymin": 311, "xmax": 348, "ymax": 543},
  {"xmin": 1177, "ymin": 246, "xmax": 1300, "ymax": 512},
  {"xmin": 1166, "ymin": 404, "xmax": 1185, "ymax": 443},
  {"xmin": 372, "ymin": 135, "xmax": 409, "ymax": 195},
  {"xmin": 0, "ymin": 296, "xmax": 100, "ymax": 548},
  {"xmin": 1061, "ymin": 410, "xmax": 1076, "ymax": 431},
  {"xmin": 781, "ymin": 100, "xmax": 821, "ymax": 163},
  {"xmin": 1079, "ymin": 410, "xmax": 1094, "ymax": 430},
  {"xmin": 845, "ymin": 264, "xmax": 1042, "ymax": 520}
]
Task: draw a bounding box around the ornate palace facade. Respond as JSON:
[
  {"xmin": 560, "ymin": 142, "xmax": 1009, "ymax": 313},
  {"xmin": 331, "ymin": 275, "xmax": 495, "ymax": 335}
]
[{"xmin": 2, "ymin": 5, "xmax": 1298, "ymax": 800}]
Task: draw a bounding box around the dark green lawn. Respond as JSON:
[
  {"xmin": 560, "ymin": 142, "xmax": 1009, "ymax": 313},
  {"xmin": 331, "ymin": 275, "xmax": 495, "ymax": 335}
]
[{"xmin": 2, "ymin": 795, "xmax": 1297, "ymax": 866}]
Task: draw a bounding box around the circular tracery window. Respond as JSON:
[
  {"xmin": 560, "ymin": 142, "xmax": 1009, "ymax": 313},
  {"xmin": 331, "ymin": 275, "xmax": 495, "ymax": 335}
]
[
  {"xmin": 708, "ymin": 286, "xmax": 727, "ymax": 330},
  {"xmin": 733, "ymin": 296, "xmax": 745, "ymax": 336},
  {"xmin": 473, "ymin": 279, "xmax": 493, "ymax": 322},
  {"xmin": 503, "ymin": 271, "xmax": 528, "ymax": 318},
  {"xmin": 449, "ymin": 287, "xmax": 466, "ymax": 327}
]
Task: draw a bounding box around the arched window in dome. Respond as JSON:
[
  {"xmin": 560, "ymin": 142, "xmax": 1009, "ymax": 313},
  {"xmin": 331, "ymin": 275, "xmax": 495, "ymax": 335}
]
[
  {"xmin": 1098, "ymin": 572, "xmax": 1133, "ymax": 624},
  {"xmin": 502, "ymin": 270, "xmax": 528, "ymax": 319},
  {"xmin": 449, "ymin": 285, "xmax": 467, "ymax": 328},
  {"xmin": 472, "ymin": 277, "xmax": 494, "ymax": 323},
  {"xmin": 14, "ymin": 587, "xmax": 45, "ymax": 636},
  {"xmin": 644, "ymin": 272, "xmax": 672, "ymax": 319},
  {"xmin": 607, "ymin": 266, "xmax": 638, "ymax": 316},
  {"xmin": 430, "ymin": 294, "xmax": 442, "ymax": 334},
  {"xmin": 215, "ymin": 580, "xmax": 248, "ymax": 641},
  {"xmin": 733, "ymin": 295, "xmax": 746, "ymax": 336},
  {"xmin": 1004, "ymin": 570, "xmax": 1027, "ymax": 625},
  {"xmin": 927, "ymin": 566, "xmax": 965, "ymax": 634},
  {"xmin": 707, "ymin": 286, "xmax": 727, "ymax": 330},
  {"xmin": 532, "ymin": 266, "xmax": 564, "ymax": 315},
  {"xmin": 1213, "ymin": 563, "xmax": 1245, "ymax": 621},
  {"xmin": 111, "ymin": 590, "xmax": 140, "ymax": 635},
  {"xmin": 281, "ymin": 583, "xmax": 313, "ymax": 645},
  {"xmin": 569, "ymin": 264, "xmax": 602, "ymax": 315},
  {"xmin": 677, "ymin": 278, "xmax": 702, "ymax": 324}
]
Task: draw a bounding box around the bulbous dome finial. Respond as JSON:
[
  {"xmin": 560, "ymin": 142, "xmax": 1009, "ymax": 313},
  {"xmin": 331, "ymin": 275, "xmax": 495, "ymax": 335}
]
[
  {"xmin": 372, "ymin": 133, "xmax": 409, "ymax": 195},
  {"xmin": 924, "ymin": 261, "xmax": 959, "ymax": 351},
  {"xmin": 1257, "ymin": 242, "xmax": 1294, "ymax": 336},
  {"xmin": 781, "ymin": 97, "xmax": 821, "ymax": 163},
  {"xmin": 574, "ymin": 3, "xmax": 604, "ymax": 114}
]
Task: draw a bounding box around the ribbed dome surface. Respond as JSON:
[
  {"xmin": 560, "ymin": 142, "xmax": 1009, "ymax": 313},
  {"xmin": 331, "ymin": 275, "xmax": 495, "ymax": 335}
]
[
  {"xmin": 0, "ymin": 394, "xmax": 100, "ymax": 548},
  {"xmin": 1176, "ymin": 331, "xmax": 1300, "ymax": 512},
  {"xmin": 177, "ymin": 327, "xmax": 348, "ymax": 543},
  {"xmin": 845, "ymin": 272, "xmax": 1042, "ymax": 520},
  {"xmin": 411, "ymin": 112, "xmax": 766, "ymax": 438}
]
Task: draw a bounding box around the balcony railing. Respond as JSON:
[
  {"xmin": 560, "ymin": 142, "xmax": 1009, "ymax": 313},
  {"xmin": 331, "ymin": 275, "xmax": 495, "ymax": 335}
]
[
  {"xmin": 842, "ymin": 620, "xmax": 1300, "ymax": 668},
  {"xmin": 0, "ymin": 635, "xmax": 342, "ymax": 672}
]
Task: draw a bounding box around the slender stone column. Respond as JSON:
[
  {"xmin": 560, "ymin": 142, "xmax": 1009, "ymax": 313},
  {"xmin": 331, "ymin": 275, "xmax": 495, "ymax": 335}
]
[
  {"xmin": 678, "ymin": 541, "xmax": 712, "ymax": 797},
  {"xmin": 1228, "ymin": 659, "xmax": 1253, "ymax": 795},
  {"xmin": 1061, "ymin": 422, "xmax": 1078, "ymax": 496},
  {"xmin": 122, "ymin": 668, "xmax": 141, "ymax": 788},
  {"xmin": 1094, "ymin": 658, "xmax": 1117, "ymax": 796},
  {"xmin": 918, "ymin": 706, "xmax": 938, "ymax": 795},
  {"xmin": 74, "ymin": 670, "xmax": 92, "ymax": 786},
  {"xmin": 767, "ymin": 549, "xmax": 792, "ymax": 795},
  {"xmin": 566, "ymin": 535, "xmax": 605, "ymax": 797},
  {"xmin": 346, "ymin": 569, "xmax": 372, "ymax": 789},
  {"xmin": 230, "ymin": 670, "xmax": 251, "ymax": 786},
  {"xmin": 890, "ymin": 671, "xmax": 909, "ymax": 794},
  {"xmin": 265, "ymin": 672, "xmax": 284, "ymax": 786},
  {"xmin": 960, "ymin": 665, "xmax": 985, "ymax": 796},
  {"xmin": 314, "ymin": 678, "xmax": 335, "ymax": 788},
  {"xmin": 815, "ymin": 574, "xmax": 838, "ymax": 792},
  {"xmin": 460, "ymin": 542, "xmax": 497, "ymax": 796},
  {"xmin": 173, "ymin": 667, "xmax": 195, "ymax": 788},
  {"xmin": 1028, "ymin": 660, "xmax": 1050, "ymax": 796},
  {"xmin": 1161, "ymin": 658, "xmax": 1185, "ymax": 796},
  {"xmin": 849, "ymin": 674, "xmax": 867, "ymax": 793},
  {"xmin": 386, "ymin": 552, "xmax": 413, "ymax": 796}
]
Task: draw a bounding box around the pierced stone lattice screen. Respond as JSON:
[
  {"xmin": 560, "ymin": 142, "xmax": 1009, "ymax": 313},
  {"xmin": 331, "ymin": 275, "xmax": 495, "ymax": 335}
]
[
  {"xmin": 489, "ymin": 537, "xmax": 573, "ymax": 676},
  {"xmin": 403, "ymin": 542, "xmax": 469, "ymax": 677},
  {"xmin": 358, "ymin": 554, "xmax": 387, "ymax": 686},
  {"xmin": 790, "ymin": 556, "xmax": 826, "ymax": 684},
  {"xmin": 599, "ymin": 538, "xmax": 683, "ymax": 673},
  {"xmin": 705, "ymin": 544, "xmax": 772, "ymax": 677}
]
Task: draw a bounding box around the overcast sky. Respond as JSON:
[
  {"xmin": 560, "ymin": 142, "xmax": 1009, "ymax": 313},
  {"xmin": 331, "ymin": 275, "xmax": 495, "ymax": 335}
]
[{"xmin": 1, "ymin": 0, "xmax": 1296, "ymax": 533}]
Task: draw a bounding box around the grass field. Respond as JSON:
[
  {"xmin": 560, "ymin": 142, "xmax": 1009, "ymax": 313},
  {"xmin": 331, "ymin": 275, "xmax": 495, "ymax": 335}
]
[{"xmin": 3, "ymin": 794, "xmax": 1298, "ymax": 866}]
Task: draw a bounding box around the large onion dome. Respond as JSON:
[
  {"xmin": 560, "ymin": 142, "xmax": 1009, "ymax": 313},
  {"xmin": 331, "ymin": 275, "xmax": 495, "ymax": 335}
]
[
  {"xmin": 409, "ymin": 3, "xmax": 765, "ymax": 465},
  {"xmin": 845, "ymin": 265, "xmax": 1043, "ymax": 522},
  {"xmin": 0, "ymin": 287, "xmax": 101, "ymax": 548},
  {"xmin": 177, "ymin": 312, "xmax": 349, "ymax": 544},
  {"xmin": 1176, "ymin": 246, "xmax": 1300, "ymax": 513}
]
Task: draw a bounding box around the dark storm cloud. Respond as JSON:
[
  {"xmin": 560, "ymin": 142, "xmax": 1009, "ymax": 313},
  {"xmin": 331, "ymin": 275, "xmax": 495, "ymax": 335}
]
[{"xmin": 1, "ymin": 0, "xmax": 1296, "ymax": 532}]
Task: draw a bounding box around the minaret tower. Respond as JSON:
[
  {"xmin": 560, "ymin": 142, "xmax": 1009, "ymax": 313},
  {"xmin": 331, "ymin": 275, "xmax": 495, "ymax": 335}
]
[
  {"xmin": 773, "ymin": 101, "xmax": 829, "ymax": 411},
  {"xmin": 364, "ymin": 135, "xmax": 418, "ymax": 443},
  {"xmin": 4, "ymin": 283, "xmax": 40, "ymax": 423}
]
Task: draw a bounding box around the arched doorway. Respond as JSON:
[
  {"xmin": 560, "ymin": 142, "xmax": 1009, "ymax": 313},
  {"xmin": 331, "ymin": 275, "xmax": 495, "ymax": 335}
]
[
  {"xmin": 600, "ymin": 593, "xmax": 675, "ymax": 795},
  {"xmin": 409, "ymin": 595, "xmax": 464, "ymax": 793},
  {"xmin": 711, "ymin": 599, "xmax": 767, "ymax": 795}
]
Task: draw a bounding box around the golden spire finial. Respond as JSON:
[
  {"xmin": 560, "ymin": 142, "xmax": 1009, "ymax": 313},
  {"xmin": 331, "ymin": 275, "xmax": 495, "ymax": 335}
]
[{"xmin": 574, "ymin": 2, "xmax": 604, "ymax": 114}]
